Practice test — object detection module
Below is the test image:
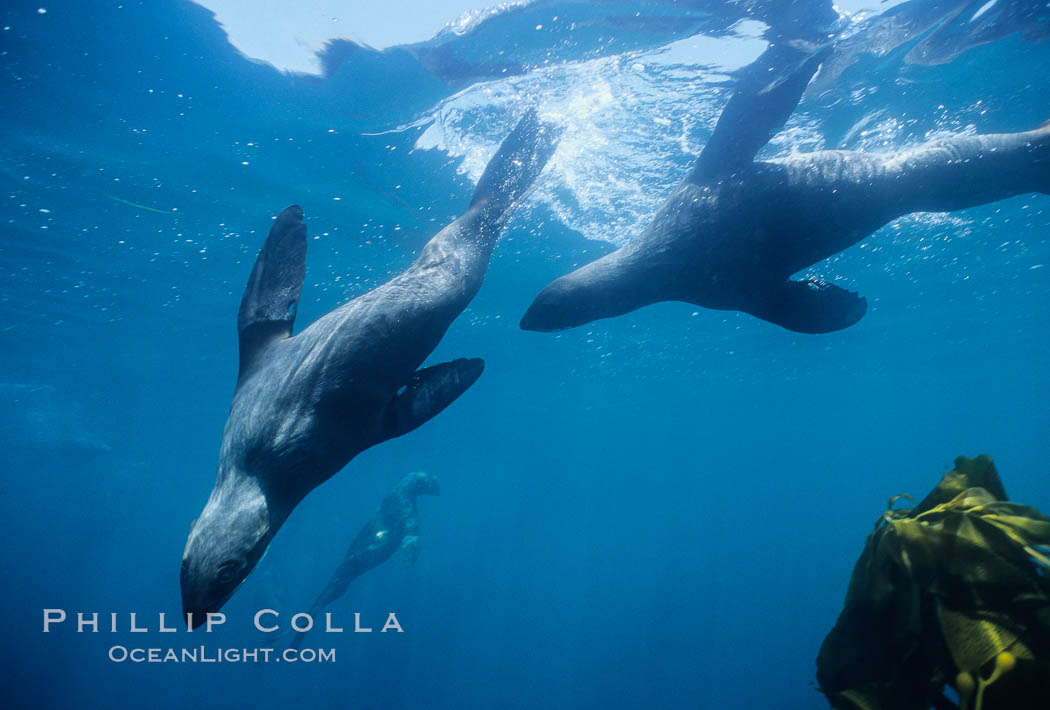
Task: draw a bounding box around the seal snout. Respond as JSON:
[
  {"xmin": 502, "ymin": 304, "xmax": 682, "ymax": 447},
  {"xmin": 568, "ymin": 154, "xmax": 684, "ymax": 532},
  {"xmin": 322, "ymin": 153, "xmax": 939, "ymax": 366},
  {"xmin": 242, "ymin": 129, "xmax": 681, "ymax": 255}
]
[
  {"xmin": 180, "ymin": 579, "xmax": 208, "ymax": 630},
  {"xmin": 180, "ymin": 558, "xmax": 237, "ymax": 630},
  {"xmin": 521, "ymin": 273, "xmax": 595, "ymax": 332},
  {"xmin": 518, "ymin": 303, "xmax": 550, "ymax": 332},
  {"xmin": 279, "ymin": 204, "xmax": 304, "ymax": 221},
  {"xmin": 182, "ymin": 609, "xmax": 208, "ymax": 631},
  {"xmin": 519, "ymin": 303, "xmax": 557, "ymax": 332},
  {"xmin": 520, "ymin": 280, "xmax": 570, "ymax": 332},
  {"xmin": 180, "ymin": 555, "xmax": 212, "ymax": 630}
]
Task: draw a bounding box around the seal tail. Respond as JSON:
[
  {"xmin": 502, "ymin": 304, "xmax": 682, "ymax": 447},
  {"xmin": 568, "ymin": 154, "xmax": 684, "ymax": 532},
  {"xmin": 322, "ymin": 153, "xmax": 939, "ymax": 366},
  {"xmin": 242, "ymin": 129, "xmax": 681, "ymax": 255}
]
[{"xmin": 469, "ymin": 108, "xmax": 562, "ymax": 220}]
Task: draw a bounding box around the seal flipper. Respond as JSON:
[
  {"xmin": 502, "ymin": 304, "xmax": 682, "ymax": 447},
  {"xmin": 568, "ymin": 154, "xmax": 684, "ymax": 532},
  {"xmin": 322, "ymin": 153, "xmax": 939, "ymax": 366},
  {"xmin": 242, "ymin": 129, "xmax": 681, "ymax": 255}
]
[
  {"xmin": 470, "ymin": 109, "xmax": 562, "ymax": 219},
  {"xmin": 237, "ymin": 205, "xmax": 307, "ymax": 382},
  {"xmin": 400, "ymin": 535, "xmax": 421, "ymax": 565},
  {"xmin": 378, "ymin": 358, "xmax": 485, "ymax": 443},
  {"xmin": 740, "ymin": 277, "xmax": 867, "ymax": 334},
  {"xmin": 690, "ymin": 44, "xmax": 830, "ymax": 181}
]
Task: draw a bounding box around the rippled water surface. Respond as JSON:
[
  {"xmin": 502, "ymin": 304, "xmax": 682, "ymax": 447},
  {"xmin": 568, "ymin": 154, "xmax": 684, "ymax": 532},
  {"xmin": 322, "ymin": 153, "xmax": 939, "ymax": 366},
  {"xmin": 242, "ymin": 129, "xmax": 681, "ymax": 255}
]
[{"xmin": 2, "ymin": 1, "xmax": 1048, "ymax": 708}]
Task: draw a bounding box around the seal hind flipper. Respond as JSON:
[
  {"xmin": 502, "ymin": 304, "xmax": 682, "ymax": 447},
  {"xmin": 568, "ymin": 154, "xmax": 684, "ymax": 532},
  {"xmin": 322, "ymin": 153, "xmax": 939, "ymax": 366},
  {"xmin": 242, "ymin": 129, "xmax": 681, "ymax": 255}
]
[
  {"xmin": 740, "ymin": 277, "xmax": 867, "ymax": 334},
  {"xmin": 379, "ymin": 358, "xmax": 485, "ymax": 443},
  {"xmin": 237, "ymin": 205, "xmax": 307, "ymax": 382},
  {"xmin": 470, "ymin": 108, "xmax": 562, "ymax": 218},
  {"xmin": 690, "ymin": 45, "xmax": 829, "ymax": 181}
]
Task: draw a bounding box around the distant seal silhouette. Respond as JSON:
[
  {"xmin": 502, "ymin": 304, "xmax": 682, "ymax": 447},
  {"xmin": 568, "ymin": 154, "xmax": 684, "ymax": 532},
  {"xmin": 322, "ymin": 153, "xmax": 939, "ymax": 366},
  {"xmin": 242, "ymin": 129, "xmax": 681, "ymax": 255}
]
[
  {"xmin": 181, "ymin": 111, "xmax": 560, "ymax": 626},
  {"xmin": 283, "ymin": 471, "xmax": 440, "ymax": 650},
  {"xmin": 520, "ymin": 47, "xmax": 1050, "ymax": 334}
]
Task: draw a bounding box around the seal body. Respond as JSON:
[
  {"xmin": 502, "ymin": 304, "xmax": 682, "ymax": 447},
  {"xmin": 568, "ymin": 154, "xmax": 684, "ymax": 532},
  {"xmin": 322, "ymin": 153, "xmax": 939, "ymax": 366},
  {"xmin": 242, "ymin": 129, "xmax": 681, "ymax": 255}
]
[
  {"xmin": 521, "ymin": 46, "xmax": 1050, "ymax": 334},
  {"xmin": 181, "ymin": 111, "xmax": 560, "ymax": 625},
  {"xmin": 285, "ymin": 471, "xmax": 440, "ymax": 650}
]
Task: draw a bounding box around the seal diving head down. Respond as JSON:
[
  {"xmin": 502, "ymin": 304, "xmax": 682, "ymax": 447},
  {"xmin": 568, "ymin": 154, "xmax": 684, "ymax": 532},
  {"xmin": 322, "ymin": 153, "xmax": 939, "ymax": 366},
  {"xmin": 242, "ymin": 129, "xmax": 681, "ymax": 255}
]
[{"xmin": 181, "ymin": 111, "xmax": 561, "ymax": 626}]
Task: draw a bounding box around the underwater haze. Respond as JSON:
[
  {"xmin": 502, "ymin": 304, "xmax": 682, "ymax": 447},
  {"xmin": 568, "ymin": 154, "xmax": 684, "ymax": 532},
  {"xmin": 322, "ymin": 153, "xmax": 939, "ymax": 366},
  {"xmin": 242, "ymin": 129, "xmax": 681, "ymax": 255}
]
[{"xmin": 2, "ymin": 0, "xmax": 1049, "ymax": 708}]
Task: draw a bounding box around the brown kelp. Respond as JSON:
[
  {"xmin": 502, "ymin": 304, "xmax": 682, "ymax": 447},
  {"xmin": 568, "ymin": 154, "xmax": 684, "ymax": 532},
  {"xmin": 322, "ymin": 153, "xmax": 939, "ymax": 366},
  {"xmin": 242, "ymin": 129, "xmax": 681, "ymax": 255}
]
[{"xmin": 817, "ymin": 455, "xmax": 1050, "ymax": 710}]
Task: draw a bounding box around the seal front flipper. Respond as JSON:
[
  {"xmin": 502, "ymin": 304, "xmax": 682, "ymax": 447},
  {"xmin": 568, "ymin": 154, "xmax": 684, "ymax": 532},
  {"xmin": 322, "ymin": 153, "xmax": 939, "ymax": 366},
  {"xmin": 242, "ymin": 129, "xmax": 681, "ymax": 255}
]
[
  {"xmin": 237, "ymin": 205, "xmax": 307, "ymax": 382},
  {"xmin": 400, "ymin": 535, "xmax": 421, "ymax": 565},
  {"xmin": 739, "ymin": 277, "xmax": 867, "ymax": 334},
  {"xmin": 690, "ymin": 44, "xmax": 830, "ymax": 181},
  {"xmin": 378, "ymin": 358, "xmax": 485, "ymax": 443}
]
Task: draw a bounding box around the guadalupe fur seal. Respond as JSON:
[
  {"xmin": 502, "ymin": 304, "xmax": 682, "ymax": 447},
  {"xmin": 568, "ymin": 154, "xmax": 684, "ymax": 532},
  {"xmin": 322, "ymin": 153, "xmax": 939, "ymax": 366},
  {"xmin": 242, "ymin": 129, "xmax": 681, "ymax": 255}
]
[
  {"xmin": 519, "ymin": 47, "xmax": 1050, "ymax": 334},
  {"xmin": 282, "ymin": 471, "xmax": 439, "ymax": 650},
  {"xmin": 181, "ymin": 111, "xmax": 559, "ymax": 626}
]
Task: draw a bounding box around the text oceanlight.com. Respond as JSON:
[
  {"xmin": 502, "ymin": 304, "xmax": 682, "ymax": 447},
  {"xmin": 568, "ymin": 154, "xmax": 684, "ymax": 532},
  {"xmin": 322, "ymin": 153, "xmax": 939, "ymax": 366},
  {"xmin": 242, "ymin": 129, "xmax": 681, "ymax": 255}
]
[{"xmin": 108, "ymin": 646, "xmax": 335, "ymax": 664}]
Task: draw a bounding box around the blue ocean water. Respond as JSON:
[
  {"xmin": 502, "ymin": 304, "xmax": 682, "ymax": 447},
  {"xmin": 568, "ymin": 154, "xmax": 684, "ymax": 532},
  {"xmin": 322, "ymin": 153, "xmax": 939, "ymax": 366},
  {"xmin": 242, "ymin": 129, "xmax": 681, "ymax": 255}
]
[{"xmin": 1, "ymin": 1, "xmax": 1048, "ymax": 708}]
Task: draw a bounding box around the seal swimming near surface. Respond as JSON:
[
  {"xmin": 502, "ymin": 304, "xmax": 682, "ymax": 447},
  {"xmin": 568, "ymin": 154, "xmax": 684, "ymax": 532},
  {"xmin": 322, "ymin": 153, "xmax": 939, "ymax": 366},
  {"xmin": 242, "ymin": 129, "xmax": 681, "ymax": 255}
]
[
  {"xmin": 280, "ymin": 471, "xmax": 440, "ymax": 650},
  {"xmin": 519, "ymin": 46, "xmax": 1050, "ymax": 334},
  {"xmin": 180, "ymin": 111, "xmax": 560, "ymax": 627}
]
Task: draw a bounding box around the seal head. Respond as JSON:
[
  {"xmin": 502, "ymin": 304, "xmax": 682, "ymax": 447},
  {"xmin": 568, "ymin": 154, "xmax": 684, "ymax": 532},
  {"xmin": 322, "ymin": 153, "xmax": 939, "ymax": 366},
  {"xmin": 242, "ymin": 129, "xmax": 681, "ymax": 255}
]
[{"xmin": 180, "ymin": 476, "xmax": 277, "ymax": 628}]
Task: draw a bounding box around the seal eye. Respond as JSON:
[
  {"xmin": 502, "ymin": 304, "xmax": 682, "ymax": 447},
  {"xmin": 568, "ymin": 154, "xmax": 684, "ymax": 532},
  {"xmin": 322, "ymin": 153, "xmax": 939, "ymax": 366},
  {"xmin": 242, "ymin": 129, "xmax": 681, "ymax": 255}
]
[{"xmin": 216, "ymin": 561, "xmax": 239, "ymax": 585}]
